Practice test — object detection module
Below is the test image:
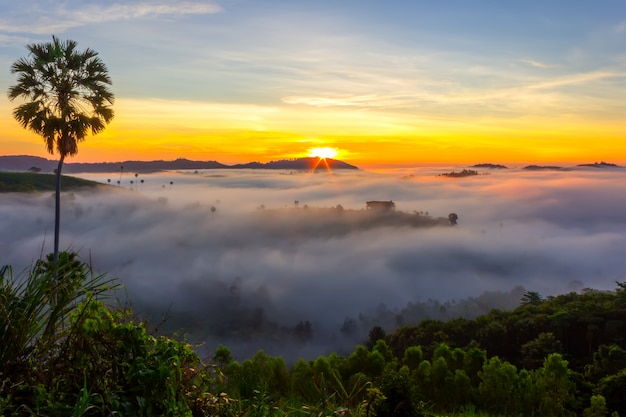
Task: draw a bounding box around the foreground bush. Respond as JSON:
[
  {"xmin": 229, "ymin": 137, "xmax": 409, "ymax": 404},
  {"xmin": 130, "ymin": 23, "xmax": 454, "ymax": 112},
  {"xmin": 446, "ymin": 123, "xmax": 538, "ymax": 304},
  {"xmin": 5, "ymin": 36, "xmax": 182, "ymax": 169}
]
[{"xmin": 0, "ymin": 253, "xmax": 222, "ymax": 416}]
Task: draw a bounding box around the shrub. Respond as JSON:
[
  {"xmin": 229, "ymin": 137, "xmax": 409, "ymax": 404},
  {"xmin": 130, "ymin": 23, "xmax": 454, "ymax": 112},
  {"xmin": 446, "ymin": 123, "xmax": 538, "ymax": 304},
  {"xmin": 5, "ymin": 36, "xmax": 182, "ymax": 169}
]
[{"xmin": 0, "ymin": 253, "xmax": 225, "ymax": 416}]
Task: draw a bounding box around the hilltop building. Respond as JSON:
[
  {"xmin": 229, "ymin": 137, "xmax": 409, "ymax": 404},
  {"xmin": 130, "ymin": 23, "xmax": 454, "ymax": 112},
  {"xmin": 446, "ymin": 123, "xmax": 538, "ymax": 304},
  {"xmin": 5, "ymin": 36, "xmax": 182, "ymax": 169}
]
[{"xmin": 366, "ymin": 200, "xmax": 396, "ymax": 211}]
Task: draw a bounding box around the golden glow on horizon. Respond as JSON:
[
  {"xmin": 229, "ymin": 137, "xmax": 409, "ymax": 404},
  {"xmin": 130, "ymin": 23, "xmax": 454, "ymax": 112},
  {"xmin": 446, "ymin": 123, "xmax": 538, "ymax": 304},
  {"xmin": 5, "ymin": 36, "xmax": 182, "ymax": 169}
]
[
  {"xmin": 307, "ymin": 147, "xmax": 339, "ymax": 159},
  {"xmin": 2, "ymin": 96, "xmax": 626, "ymax": 166}
]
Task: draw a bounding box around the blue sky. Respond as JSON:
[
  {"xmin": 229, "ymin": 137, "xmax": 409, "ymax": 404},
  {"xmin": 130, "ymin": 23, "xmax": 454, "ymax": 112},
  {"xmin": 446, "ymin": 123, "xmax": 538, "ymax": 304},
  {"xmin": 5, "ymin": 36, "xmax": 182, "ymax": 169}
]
[{"xmin": 1, "ymin": 1, "xmax": 626, "ymax": 165}]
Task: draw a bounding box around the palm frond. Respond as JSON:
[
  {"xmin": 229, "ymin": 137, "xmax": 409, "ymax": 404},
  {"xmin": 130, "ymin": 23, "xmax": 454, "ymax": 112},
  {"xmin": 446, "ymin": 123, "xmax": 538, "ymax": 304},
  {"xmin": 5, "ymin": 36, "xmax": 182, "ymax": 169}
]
[{"xmin": 7, "ymin": 35, "xmax": 114, "ymax": 159}]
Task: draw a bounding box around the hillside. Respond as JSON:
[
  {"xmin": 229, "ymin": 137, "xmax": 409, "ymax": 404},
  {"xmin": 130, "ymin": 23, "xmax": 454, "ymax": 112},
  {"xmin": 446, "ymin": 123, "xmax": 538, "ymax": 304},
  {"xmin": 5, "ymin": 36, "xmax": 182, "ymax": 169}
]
[
  {"xmin": 0, "ymin": 172, "xmax": 101, "ymax": 192},
  {"xmin": 0, "ymin": 155, "xmax": 359, "ymax": 173}
]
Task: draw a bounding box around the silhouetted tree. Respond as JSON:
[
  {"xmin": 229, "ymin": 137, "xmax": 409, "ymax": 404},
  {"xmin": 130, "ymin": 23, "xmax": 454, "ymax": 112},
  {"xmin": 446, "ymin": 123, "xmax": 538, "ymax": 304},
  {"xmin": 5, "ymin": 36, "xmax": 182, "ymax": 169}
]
[
  {"xmin": 521, "ymin": 291, "xmax": 543, "ymax": 306},
  {"xmin": 367, "ymin": 325, "xmax": 386, "ymax": 349},
  {"xmin": 8, "ymin": 36, "xmax": 114, "ymax": 262}
]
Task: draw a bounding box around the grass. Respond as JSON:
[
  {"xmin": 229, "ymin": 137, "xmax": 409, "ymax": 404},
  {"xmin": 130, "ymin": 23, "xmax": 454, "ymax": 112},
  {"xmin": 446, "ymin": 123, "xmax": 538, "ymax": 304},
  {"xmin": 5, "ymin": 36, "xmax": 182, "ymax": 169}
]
[{"xmin": 0, "ymin": 171, "xmax": 101, "ymax": 193}]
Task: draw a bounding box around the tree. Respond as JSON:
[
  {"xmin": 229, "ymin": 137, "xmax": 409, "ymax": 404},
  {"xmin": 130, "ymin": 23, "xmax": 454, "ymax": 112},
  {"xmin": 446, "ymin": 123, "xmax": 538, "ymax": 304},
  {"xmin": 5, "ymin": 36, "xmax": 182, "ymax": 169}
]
[
  {"xmin": 478, "ymin": 356, "xmax": 519, "ymax": 415},
  {"xmin": 8, "ymin": 36, "xmax": 114, "ymax": 262},
  {"xmin": 535, "ymin": 353, "xmax": 574, "ymax": 417},
  {"xmin": 366, "ymin": 325, "xmax": 386, "ymax": 349},
  {"xmin": 521, "ymin": 332, "xmax": 564, "ymax": 369},
  {"xmin": 521, "ymin": 291, "xmax": 543, "ymax": 306},
  {"xmin": 583, "ymin": 395, "xmax": 608, "ymax": 417}
]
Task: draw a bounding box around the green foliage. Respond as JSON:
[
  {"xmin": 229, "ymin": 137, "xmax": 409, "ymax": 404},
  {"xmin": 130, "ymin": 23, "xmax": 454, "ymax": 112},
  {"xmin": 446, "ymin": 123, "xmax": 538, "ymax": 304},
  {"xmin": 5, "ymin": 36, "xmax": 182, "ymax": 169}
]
[
  {"xmin": 451, "ymin": 369, "xmax": 472, "ymax": 411},
  {"xmin": 213, "ymin": 344, "xmax": 234, "ymax": 367},
  {"xmin": 0, "ymin": 172, "xmax": 100, "ymax": 193},
  {"xmin": 367, "ymin": 325, "xmax": 386, "ymax": 349},
  {"xmin": 521, "ymin": 290, "xmax": 544, "ymax": 306},
  {"xmin": 403, "ymin": 345, "xmax": 423, "ymax": 371},
  {"xmin": 0, "ymin": 252, "xmax": 116, "ymax": 375},
  {"xmin": 374, "ymin": 365, "xmax": 419, "ymax": 417},
  {"xmin": 521, "ymin": 331, "xmax": 563, "ymax": 369},
  {"xmin": 597, "ymin": 369, "xmax": 626, "ymax": 416},
  {"xmin": 0, "ymin": 254, "xmax": 225, "ymax": 416},
  {"xmin": 584, "ymin": 395, "xmax": 609, "ymax": 417},
  {"xmin": 586, "ymin": 344, "xmax": 626, "ymax": 382},
  {"xmin": 478, "ymin": 356, "xmax": 519, "ymax": 416},
  {"xmin": 345, "ymin": 345, "xmax": 385, "ymax": 379},
  {"xmin": 372, "ymin": 339, "xmax": 394, "ymax": 363},
  {"xmin": 4, "ymin": 254, "xmax": 626, "ymax": 417},
  {"xmin": 535, "ymin": 353, "xmax": 575, "ymax": 417}
]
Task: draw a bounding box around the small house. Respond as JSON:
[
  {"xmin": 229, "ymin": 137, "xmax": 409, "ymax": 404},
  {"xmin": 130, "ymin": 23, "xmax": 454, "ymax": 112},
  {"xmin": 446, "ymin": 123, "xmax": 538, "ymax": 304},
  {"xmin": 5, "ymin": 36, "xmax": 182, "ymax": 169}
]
[{"xmin": 366, "ymin": 200, "xmax": 396, "ymax": 211}]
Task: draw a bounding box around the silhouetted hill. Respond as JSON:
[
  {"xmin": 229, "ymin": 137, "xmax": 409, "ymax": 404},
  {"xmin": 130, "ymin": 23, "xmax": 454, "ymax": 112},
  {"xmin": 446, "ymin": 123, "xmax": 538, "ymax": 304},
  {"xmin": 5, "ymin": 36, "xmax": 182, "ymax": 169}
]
[
  {"xmin": 439, "ymin": 169, "xmax": 484, "ymax": 178},
  {"xmin": 577, "ymin": 161, "xmax": 621, "ymax": 168},
  {"xmin": 0, "ymin": 155, "xmax": 358, "ymax": 173},
  {"xmin": 230, "ymin": 157, "xmax": 358, "ymax": 170},
  {"xmin": 469, "ymin": 163, "xmax": 508, "ymax": 169},
  {"xmin": 523, "ymin": 165, "xmax": 566, "ymax": 171}
]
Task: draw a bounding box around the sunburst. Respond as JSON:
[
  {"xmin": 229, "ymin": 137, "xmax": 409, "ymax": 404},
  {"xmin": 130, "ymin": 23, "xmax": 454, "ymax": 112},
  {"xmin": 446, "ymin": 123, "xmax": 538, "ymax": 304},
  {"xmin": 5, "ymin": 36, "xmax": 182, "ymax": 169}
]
[{"xmin": 307, "ymin": 147, "xmax": 338, "ymax": 159}]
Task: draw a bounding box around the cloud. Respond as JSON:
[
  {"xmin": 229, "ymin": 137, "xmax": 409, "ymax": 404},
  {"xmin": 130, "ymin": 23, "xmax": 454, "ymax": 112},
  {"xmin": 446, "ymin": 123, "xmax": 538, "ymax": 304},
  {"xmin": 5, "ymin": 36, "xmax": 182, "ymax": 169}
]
[
  {"xmin": 3, "ymin": 167, "xmax": 626, "ymax": 361},
  {"xmin": 282, "ymin": 94, "xmax": 409, "ymax": 108},
  {"xmin": 520, "ymin": 59, "xmax": 558, "ymax": 69},
  {"xmin": 0, "ymin": 1, "xmax": 221, "ymax": 34},
  {"xmin": 279, "ymin": 60, "xmax": 626, "ymax": 120},
  {"xmin": 614, "ymin": 21, "xmax": 626, "ymax": 35}
]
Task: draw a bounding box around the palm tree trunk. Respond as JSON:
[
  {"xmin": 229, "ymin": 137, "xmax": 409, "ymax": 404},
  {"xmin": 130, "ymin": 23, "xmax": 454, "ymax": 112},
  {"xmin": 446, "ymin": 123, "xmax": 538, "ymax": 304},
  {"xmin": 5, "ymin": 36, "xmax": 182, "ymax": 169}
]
[{"xmin": 53, "ymin": 154, "xmax": 65, "ymax": 263}]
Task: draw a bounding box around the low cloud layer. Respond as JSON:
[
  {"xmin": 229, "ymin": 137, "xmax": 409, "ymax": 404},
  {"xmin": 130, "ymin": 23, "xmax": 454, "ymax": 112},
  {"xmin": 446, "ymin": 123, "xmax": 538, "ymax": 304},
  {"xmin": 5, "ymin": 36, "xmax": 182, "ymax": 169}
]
[{"xmin": 3, "ymin": 167, "xmax": 626, "ymax": 360}]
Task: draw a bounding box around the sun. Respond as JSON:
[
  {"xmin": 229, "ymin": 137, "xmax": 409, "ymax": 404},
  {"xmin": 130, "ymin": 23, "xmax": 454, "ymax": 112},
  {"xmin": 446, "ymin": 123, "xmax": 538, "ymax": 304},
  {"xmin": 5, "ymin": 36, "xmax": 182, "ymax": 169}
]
[{"xmin": 307, "ymin": 147, "xmax": 338, "ymax": 159}]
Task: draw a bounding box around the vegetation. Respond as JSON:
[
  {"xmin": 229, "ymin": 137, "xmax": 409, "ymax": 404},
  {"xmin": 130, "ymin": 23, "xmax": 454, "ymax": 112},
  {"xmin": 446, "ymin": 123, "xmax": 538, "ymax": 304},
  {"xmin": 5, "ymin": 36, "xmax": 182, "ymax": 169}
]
[
  {"xmin": 439, "ymin": 169, "xmax": 485, "ymax": 178},
  {"xmin": 8, "ymin": 36, "xmax": 114, "ymax": 262},
  {"xmin": 0, "ymin": 171, "xmax": 100, "ymax": 193},
  {"xmin": 2, "ymin": 252, "xmax": 626, "ymax": 416}
]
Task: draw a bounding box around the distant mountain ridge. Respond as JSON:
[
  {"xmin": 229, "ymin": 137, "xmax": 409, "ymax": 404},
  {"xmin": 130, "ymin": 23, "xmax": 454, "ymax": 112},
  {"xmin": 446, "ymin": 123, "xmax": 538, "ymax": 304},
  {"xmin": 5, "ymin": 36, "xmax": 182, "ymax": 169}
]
[{"xmin": 0, "ymin": 155, "xmax": 359, "ymax": 173}]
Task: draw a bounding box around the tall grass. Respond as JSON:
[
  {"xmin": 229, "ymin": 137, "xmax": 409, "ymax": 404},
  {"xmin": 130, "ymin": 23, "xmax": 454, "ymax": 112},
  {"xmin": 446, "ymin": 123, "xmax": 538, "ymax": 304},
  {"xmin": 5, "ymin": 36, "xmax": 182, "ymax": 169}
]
[
  {"xmin": 0, "ymin": 252, "xmax": 120, "ymax": 415},
  {"xmin": 0, "ymin": 252, "xmax": 118, "ymax": 373}
]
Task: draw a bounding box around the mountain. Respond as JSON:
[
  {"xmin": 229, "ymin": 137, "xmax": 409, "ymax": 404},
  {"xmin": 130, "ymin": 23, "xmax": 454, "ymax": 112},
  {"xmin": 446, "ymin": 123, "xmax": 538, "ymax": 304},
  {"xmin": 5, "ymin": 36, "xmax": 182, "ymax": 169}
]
[
  {"xmin": 230, "ymin": 157, "xmax": 357, "ymax": 170},
  {"xmin": 523, "ymin": 165, "xmax": 566, "ymax": 171},
  {"xmin": 469, "ymin": 163, "xmax": 508, "ymax": 169},
  {"xmin": 0, "ymin": 155, "xmax": 358, "ymax": 173},
  {"xmin": 577, "ymin": 161, "xmax": 621, "ymax": 168}
]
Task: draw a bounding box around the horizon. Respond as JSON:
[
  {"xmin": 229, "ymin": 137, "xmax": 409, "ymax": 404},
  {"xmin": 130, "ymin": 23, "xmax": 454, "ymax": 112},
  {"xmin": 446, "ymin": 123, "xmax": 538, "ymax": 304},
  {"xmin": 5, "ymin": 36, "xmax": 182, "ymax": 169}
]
[
  {"xmin": 1, "ymin": 153, "xmax": 624, "ymax": 171},
  {"xmin": 1, "ymin": 1, "xmax": 626, "ymax": 166}
]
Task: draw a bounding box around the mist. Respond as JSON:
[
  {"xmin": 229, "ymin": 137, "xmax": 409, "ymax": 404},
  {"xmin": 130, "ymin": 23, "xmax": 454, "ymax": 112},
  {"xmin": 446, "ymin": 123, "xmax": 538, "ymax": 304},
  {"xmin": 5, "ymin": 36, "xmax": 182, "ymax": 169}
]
[{"xmin": 2, "ymin": 166, "xmax": 626, "ymax": 361}]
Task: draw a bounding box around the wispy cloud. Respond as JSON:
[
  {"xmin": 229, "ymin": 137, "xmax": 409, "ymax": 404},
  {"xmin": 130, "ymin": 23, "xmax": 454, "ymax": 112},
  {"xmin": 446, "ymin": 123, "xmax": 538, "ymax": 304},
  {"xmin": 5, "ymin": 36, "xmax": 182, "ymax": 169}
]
[
  {"xmin": 0, "ymin": 1, "xmax": 221, "ymax": 34},
  {"xmin": 526, "ymin": 70, "xmax": 626, "ymax": 90},
  {"xmin": 280, "ymin": 70, "xmax": 626, "ymax": 115},
  {"xmin": 282, "ymin": 94, "xmax": 408, "ymax": 108},
  {"xmin": 520, "ymin": 59, "xmax": 558, "ymax": 69}
]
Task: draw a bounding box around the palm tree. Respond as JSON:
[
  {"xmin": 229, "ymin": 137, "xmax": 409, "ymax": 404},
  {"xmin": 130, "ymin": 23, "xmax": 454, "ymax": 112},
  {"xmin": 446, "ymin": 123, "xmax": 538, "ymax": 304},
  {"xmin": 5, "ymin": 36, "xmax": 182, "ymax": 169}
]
[{"xmin": 8, "ymin": 36, "xmax": 114, "ymax": 262}]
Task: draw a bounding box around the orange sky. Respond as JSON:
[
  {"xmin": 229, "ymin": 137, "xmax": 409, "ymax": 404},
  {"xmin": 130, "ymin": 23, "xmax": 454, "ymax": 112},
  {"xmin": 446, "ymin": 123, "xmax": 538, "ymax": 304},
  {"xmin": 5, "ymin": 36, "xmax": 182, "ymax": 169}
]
[
  {"xmin": 3, "ymin": 95, "xmax": 625, "ymax": 168},
  {"xmin": 2, "ymin": 1, "xmax": 626, "ymax": 168}
]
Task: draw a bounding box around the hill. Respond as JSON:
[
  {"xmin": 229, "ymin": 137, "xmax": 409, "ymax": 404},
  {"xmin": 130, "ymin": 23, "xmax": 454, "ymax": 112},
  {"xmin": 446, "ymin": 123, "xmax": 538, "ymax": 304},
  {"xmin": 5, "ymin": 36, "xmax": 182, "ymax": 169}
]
[
  {"xmin": 523, "ymin": 164, "xmax": 566, "ymax": 171},
  {"xmin": 469, "ymin": 163, "xmax": 508, "ymax": 169},
  {"xmin": 577, "ymin": 161, "xmax": 622, "ymax": 168},
  {"xmin": 0, "ymin": 155, "xmax": 358, "ymax": 173},
  {"xmin": 230, "ymin": 157, "xmax": 357, "ymax": 170},
  {"xmin": 439, "ymin": 169, "xmax": 485, "ymax": 178},
  {"xmin": 0, "ymin": 172, "xmax": 101, "ymax": 192}
]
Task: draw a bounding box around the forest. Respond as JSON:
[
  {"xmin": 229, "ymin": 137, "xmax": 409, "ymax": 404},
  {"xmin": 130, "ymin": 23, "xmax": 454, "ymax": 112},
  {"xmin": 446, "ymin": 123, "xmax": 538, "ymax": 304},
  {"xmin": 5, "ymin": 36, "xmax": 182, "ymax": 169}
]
[{"xmin": 1, "ymin": 252, "xmax": 625, "ymax": 416}]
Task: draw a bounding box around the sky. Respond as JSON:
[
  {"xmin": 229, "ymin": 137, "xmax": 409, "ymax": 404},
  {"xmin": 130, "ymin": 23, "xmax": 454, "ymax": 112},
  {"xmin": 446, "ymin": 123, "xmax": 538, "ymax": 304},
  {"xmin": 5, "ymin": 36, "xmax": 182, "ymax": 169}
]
[
  {"xmin": 2, "ymin": 166, "xmax": 626, "ymax": 359},
  {"xmin": 1, "ymin": 1, "xmax": 626, "ymax": 167}
]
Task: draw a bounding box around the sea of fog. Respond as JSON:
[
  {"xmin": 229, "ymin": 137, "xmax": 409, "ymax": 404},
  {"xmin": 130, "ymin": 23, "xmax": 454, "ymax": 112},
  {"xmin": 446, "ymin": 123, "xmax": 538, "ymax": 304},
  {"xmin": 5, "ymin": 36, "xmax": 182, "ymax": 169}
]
[{"xmin": 2, "ymin": 165, "xmax": 626, "ymax": 361}]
